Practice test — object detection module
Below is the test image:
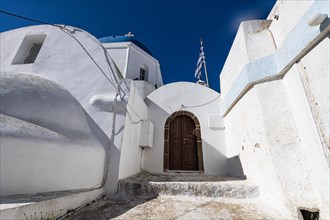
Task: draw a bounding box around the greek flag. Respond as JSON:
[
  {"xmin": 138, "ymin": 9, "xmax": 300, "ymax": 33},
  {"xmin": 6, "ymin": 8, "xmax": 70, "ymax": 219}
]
[{"xmin": 194, "ymin": 43, "xmax": 205, "ymax": 79}]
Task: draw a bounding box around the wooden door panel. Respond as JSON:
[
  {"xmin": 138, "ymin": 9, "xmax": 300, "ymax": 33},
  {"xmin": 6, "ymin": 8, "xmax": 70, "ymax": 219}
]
[
  {"xmin": 171, "ymin": 148, "xmax": 181, "ymax": 169},
  {"xmin": 181, "ymin": 116, "xmax": 198, "ymax": 170},
  {"xmin": 169, "ymin": 117, "xmax": 182, "ymax": 170},
  {"xmin": 182, "ymin": 148, "xmax": 198, "ymax": 170},
  {"xmin": 169, "ymin": 115, "xmax": 198, "ymax": 171}
]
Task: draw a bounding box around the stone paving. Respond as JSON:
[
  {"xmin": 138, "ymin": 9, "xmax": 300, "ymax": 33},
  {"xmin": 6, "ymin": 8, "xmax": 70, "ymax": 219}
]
[{"xmin": 64, "ymin": 195, "xmax": 281, "ymax": 220}]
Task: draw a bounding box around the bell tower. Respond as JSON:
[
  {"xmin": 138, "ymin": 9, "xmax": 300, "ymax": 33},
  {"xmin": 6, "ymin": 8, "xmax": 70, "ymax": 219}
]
[{"xmin": 99, "ymin": 33, "xmax": 163, "ymax": 88}]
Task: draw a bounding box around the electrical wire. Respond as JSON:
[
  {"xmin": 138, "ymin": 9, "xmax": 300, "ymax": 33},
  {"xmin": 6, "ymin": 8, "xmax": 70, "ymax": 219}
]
[
  {"xmin": 58, "ymin": 27, "xmax": 143, "ymax": 123},
  {"xmin": 1, "ymin": 9, "xmax": 226, "ymax": 193},
  {"xmin": 181, "ymin": 94, "xmax": 221, "ymax": 108},
  {"xmin": 1, "ymin": 10, "xmax": 147, "ymax": 190},
  {"xmin": 2, "ymin": 10, "xmax": 220, "ymax": 122},
  {"xmin": 1, "ymin": 10, "xmax": 222, "ymax": 123},
  {"xmin": 59, "ymin": 27, "xmax": 118, "ymax": 89},
  {"xmin": 59, "ymin": 28, "xmax": 144, "ymax": 124},
  {"xmin": 0, "ymin": 10, "xmax": 60, "ymax": 27},
  {"xmin": 123, "ymin": 98, "xmax": 144, "ymax": 124},
  {"xmin": 59, "ymin": 27, "xmax": 143, "ymax": 124},
  {"xmin": 1, "ymin": 10, "xmax": 144, "ymax": 124}
]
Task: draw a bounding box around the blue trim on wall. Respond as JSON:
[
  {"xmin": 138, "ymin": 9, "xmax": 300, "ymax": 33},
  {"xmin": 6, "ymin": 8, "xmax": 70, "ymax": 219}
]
[{"xmin": 221, "ymin": 0, "xmax": 329, "ymax": 116}]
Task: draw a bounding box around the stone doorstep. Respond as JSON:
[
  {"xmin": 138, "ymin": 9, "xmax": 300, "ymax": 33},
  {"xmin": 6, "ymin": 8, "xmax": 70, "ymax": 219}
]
[
  {"xmin": 117, "ymin": 172, "xmax": 259, "ymax": 199},
  {"xmin": 0, "ymin": 188, "xmax": 103, "ymax": 220}
]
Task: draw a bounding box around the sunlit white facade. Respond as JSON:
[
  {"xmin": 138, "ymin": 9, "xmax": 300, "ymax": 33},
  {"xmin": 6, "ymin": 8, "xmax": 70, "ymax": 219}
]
[{"xmin": 0, "ymin": 0, "xmax": 329, "ymax": 219}]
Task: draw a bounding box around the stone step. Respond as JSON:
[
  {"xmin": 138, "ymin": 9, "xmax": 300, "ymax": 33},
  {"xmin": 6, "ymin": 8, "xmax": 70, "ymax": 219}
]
[{"xmin": 117, "ymin": 172, "xmax": 259, "ymax": 199}]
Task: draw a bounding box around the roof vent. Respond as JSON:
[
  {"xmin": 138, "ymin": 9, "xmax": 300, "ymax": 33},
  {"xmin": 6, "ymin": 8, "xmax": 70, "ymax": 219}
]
[{"xmin": 125, "ymin": 32, "xmax": 134, "ymax": 37}]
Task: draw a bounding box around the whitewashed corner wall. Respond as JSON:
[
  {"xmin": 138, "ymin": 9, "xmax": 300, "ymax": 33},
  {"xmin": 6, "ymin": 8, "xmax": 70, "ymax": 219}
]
[
  {"xmin": 118, "ymin": 82, "xmax": 153, "ymax": 180},
  {"xmin": 220, "ymin": 0, "xmax": 329, "ymax": 218},
  {"xmin": 103, "ymin": 81, "xmax": 156, "ymax": 194}
]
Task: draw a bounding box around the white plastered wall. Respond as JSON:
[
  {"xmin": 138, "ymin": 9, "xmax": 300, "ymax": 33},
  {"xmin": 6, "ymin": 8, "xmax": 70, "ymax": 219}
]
[
  {"xmin": 299, "ymin": 38, "xmax": 330, "ymax": 157},
  {"xmin": 102, "ymin": 41, "xmax": 163, "ymax": 88},
  {"xmin": 0, "ymin": 25, "xmax": 163, "ymax": 195},
  {"xmin": 0, "ymin": 25, "xmax": 120, "ymax": 139},
  {"xmin": 102, "ymin": 43, "xmax": 128, "ymax": 76},
  {"xmin": 220, "ymin": 0, "xmax": 329, "ymax": 218},
  {"xmin": 126, "ymin": 44, "xmax": 163, "ymax": 88},
  {"xmin": 0, "ymin": 25, "xmax": 124, "ymax": 195},
  {"xmin": 144, "ymin": 82, "xmax": 227, "ymax": 176},
  {"xmin": 0, "ymin": 73, "xmax": 105, "ymax": 195},
  {"xmin": 220, "ymin": 20, "xmax": 274, "ymax": 98},
  {"xmin": 118, "ymin": 81, "xmax": 153, "ymax": 180}
]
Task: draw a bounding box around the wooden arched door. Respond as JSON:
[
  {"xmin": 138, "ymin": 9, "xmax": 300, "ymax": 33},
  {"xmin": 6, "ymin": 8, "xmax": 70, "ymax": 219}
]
[{"xmin": 169, "ymin": 115, "xmax": 198, "ymax": 170}]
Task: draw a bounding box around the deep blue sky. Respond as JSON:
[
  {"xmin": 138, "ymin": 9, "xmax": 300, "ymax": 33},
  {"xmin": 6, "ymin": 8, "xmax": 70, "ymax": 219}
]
[{"xmin": 0, "ymin": 0, "xmax": 275, "ymax": 92}]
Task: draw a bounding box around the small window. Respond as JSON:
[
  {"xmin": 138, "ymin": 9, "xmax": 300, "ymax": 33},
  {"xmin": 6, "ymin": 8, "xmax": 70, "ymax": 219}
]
[
  {"xmin": 140, "ymin": 67, "xmax": 146, "ymax": 80},
  {"xmin": 139, "ymin": 65, "xmax": 148, "ymax": 81},
  {"xmin": 12, "ymin": 34, "xmax": 46, "ymax": 65}
]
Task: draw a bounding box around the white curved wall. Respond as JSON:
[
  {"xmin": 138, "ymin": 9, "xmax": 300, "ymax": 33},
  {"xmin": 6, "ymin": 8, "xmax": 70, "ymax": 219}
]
[
  {"xmin": 0, "ymin": 25, "xmax": 164, "ymax": 195},
  {"xmin": 0, "ymin": 25, "xmax": 118, "ymax": 141},
  {"xmin": 0, "ymin": 73, "xmax": 106, "ymax": 196},
  {"xmin": 144, "ymin": 82, "xmax": 227, "ymax": 176}
]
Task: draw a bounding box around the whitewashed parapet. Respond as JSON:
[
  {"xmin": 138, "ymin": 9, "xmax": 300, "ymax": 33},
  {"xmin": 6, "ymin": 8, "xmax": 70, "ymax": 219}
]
[{"xmin": 221, "ymin": 0, "xmax": 330, "ymax": 116}]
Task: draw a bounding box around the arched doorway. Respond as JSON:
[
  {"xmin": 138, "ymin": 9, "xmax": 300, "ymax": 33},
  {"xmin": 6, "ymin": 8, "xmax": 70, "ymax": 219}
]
[{"xmin": 164, "ymin": 111, "xmax": 204, "ymax": 172}]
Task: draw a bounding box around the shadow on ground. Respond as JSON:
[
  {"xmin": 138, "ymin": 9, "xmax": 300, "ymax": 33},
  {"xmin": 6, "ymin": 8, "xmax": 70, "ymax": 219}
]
[{"xmin": 64, "ymin": 195, "xmax": 155, "ymax": 220}]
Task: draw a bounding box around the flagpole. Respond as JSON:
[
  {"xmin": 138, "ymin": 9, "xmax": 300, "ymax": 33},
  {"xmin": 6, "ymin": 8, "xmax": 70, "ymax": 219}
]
[{"xmin": 200, "ymin": 38, "xmax": 209, "ymax": 87}]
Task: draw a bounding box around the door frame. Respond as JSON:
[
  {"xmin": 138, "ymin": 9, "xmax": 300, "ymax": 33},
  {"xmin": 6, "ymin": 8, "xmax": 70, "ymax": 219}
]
[{"xmin": 163, "ymin": 111, "xmax": 204, "ymax": 172}]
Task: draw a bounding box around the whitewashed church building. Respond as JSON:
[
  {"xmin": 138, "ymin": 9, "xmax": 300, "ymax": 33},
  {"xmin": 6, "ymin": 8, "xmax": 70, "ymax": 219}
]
[{"xmin": 0, "ymin": 0, "xmax": 329, "ymax": 219}]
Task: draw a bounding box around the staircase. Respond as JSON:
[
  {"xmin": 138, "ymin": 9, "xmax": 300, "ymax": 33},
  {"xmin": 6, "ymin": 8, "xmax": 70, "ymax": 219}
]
[
  {"xmin": 62, "ymin": 172, "xmax": 285, "ymax": 219},
  {"xmin": 117, "ymin": 172, "xmax": 259, "ymax": 199}
]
